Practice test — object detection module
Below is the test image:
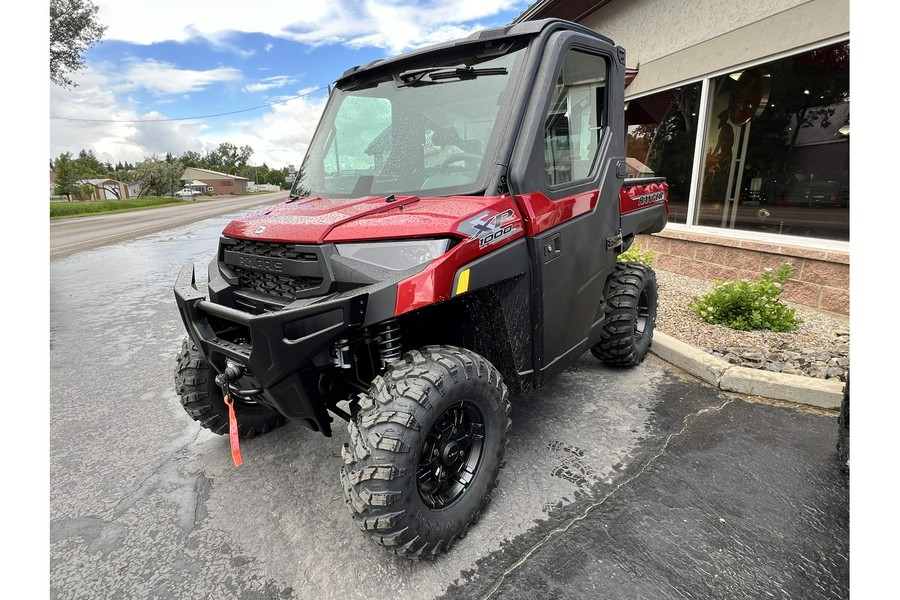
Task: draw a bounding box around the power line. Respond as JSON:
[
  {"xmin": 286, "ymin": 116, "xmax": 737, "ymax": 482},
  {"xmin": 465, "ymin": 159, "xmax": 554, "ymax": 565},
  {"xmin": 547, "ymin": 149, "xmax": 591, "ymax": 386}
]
[{"xmin": 50, "ymin": 86, "xmax": 329, "ymax": 123}]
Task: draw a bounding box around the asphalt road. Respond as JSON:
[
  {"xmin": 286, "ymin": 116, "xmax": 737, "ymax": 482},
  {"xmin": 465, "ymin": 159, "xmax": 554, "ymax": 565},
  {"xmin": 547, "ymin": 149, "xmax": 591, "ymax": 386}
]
[
  {"xmin": 47, "ymin": 204, "xmax": 849, "ymax": 599},
  {"xmin": 49, "ymin": 191, "xmax": 288, "ymax": 260}
]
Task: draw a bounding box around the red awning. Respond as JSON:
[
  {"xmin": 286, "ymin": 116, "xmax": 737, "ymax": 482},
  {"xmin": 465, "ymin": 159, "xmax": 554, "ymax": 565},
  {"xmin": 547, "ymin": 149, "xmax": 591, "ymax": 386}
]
[{"xmin": 625, "ymin": 65, "xmax": 639, "ymax": 88}]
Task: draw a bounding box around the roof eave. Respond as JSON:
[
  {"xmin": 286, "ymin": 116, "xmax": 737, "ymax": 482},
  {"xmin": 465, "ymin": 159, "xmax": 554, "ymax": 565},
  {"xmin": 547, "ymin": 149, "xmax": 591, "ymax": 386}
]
[{"xmin": 514, "ymin": 0, "xmax": 615, "ymax": 24}]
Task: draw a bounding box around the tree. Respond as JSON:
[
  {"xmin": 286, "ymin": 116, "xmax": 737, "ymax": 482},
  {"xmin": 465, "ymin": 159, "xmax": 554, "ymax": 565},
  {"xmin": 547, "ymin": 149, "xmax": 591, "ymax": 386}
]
[
  {"xmin": 626, "ymin": 124, "xmax": 654, "ymax": 164},
  {"xmin": 50, "ymin": 0, "xmax": 107, "ymax": 88},
  {"xmin": 52, "ymin": 150, "xmax": 111, "ymax": 200},
  {"xmin": 739, "ymin": 40, "xmax": 850, "ymax": 185},
  {"xmin": 133, "ymin": 156, "xmax": 184, "ymax": 197},
  {"xmin": 53, "ymin": 153, "xmax": 79, "ymax": 200},
  {"xmin": 75, "ymin": 149, "xmax": 108, "ymax": 178},
  {"xmin": 770, "ymin": 41, "xmax": 850, "ymax": 155},
  {"xmin": 180, "ymin": 151, "xmax": 203, "ymax": 169},
  {"xmin": 266, "ymin": 168, "xmax": 287, "ymax": 188},
  {"xmin": 206, "ymin": 143, "xmax": 254, "ymax": 174}
]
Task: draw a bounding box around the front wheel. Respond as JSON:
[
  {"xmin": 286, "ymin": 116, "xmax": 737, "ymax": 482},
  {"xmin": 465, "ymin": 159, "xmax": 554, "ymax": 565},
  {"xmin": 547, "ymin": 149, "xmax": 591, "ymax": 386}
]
[
  {"xmin": 591, "ymin": 263, "xmax": 658, "ymax": 366},
  {"xmin": 174, "ymin": 337, "xmax": 286, "ymax": 438},
  {"xmin": 340, "ymin": 346, "xmax": 511, "ymax": 560}
]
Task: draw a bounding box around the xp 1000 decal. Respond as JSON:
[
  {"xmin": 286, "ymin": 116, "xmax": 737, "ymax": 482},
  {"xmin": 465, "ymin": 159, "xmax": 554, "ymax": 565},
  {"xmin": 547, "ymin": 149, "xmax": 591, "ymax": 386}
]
[{"xmin": 459, "ymin": 209, "xmax": 521, "ymax": 249}]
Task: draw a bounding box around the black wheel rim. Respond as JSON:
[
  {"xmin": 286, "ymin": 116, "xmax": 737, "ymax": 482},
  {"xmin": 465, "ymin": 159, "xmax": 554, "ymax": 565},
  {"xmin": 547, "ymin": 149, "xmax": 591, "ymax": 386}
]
[
  {"xmin": 417, "ymin": 401, "xmax": 485, "ymax": 509},
  {"xmin": 635, "ymin": 287, "xmax": 650, "ymax": 343}
]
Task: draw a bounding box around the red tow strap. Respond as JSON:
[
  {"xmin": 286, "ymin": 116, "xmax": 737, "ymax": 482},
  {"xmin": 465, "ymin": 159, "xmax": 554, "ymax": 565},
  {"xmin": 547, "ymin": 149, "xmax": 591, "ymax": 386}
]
[{"xmin": 223, "ymin": 395, "xmax": 243, "ymax": 467}]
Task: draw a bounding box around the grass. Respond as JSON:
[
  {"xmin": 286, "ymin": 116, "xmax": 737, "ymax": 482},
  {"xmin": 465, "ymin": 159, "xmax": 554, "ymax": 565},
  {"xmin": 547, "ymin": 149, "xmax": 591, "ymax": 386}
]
[{"xmin": 50, "ymin": 197, "xmax": 191, "ymax": 219}]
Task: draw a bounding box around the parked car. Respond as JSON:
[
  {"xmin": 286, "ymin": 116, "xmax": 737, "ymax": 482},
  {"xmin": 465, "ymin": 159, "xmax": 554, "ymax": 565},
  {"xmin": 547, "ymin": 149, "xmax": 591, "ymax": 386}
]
[
  {"xmin": 773, "ymin": 179, "xmax": 846, "ymax": 207},
  {"xmin": 175, "ymin": 188, "xmax": 202, "ymax": 198}
]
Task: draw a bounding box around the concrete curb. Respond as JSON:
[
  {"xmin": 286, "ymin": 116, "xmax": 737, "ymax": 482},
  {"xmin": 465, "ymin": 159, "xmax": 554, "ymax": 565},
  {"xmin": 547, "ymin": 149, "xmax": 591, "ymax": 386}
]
[{"xmin": 649, "ymin": 331, "xmax": 844, "ymax": 410}]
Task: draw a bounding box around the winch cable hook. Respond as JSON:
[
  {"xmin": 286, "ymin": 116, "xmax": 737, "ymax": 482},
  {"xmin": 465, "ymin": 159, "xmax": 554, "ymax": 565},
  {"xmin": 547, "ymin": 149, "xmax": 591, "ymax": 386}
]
[{"xmin": 215, "ymin": 363, "xmax": 246, "ymax": 467}]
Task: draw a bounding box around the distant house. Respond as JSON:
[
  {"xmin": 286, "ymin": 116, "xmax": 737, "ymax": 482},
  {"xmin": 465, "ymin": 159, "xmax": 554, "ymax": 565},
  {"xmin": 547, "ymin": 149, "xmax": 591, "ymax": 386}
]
[
  {"xmin": 49, "ymin": 171, "xmax": 60, "ymax": 199},
  {"xmin": 77, "ymin": 179, "xmax": 131, "ymax": 200},
  {"xmin": 126, "ymin": 182, "xmax": 141, "ymax": 198},
  {"xmin": 180, "ymin": 167, "xmax": 250, "ymax": 195}
]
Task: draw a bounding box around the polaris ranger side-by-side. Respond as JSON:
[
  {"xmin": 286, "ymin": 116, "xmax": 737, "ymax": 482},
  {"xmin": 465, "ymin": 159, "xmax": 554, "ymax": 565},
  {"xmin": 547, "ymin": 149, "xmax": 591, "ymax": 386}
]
[{"xmin": 173, "ymin": 19, "xmax": 668, "ymax": 559}]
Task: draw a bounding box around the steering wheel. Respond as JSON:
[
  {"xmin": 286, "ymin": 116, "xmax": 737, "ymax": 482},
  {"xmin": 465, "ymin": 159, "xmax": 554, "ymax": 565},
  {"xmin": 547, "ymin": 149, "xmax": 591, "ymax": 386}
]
[{"xmin": 441, "ymin": 153, "xmax": 482, "ymax": 173}]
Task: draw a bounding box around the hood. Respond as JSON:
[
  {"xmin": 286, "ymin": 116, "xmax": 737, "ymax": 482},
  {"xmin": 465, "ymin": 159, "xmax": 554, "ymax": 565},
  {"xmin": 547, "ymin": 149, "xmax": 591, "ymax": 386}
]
[{"xmin": 221, "ymin": 195, "xmax": 515, "ymax": 243}]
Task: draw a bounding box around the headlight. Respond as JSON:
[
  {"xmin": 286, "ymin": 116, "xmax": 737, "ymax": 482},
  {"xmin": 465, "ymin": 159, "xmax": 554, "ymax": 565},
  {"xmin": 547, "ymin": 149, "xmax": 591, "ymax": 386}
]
[{"xmin": 334, "ymin": 239, "xmax": 451, "ymax": 271}]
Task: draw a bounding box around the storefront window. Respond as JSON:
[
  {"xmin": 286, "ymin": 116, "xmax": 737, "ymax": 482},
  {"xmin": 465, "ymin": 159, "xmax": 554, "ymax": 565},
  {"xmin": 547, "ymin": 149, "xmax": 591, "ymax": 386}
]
[
  {"xmin": 625, "ymin": 83, "xmax": 701, "ymax": 224},
  {"xmin": 696, "ymin": 41, "xmax": 849, "ymax": 241}
]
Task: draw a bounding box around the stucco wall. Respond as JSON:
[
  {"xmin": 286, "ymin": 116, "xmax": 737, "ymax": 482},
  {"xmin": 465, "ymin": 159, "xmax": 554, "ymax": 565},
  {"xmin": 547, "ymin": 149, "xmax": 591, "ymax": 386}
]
[{"xmin": 580, "ymin": 0, "xmax": 848, "ymax": 96}]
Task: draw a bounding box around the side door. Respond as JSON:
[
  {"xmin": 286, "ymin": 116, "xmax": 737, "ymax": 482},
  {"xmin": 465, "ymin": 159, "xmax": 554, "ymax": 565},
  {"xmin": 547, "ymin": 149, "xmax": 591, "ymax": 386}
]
[{"xmin": 508, "ymin": 30, "xmax": 627, "ymax": 386}]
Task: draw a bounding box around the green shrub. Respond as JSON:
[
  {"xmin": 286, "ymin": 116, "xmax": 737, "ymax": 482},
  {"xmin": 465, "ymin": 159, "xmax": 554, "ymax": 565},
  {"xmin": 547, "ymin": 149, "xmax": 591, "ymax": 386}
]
[
  {"xmin": 690, "ymin": 264, "xmax": 802, "ymax": 331},
  {"xmin": 618, "ymin": 241, "xmax": 655, "ymax": 265}
]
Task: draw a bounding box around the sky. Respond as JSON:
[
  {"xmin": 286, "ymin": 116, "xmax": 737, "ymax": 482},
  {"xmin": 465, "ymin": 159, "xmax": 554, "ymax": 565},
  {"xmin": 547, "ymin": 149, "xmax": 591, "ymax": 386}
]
[{"xmin": 48, "ymin": 0, "xmax": 533, "ymax": 170}]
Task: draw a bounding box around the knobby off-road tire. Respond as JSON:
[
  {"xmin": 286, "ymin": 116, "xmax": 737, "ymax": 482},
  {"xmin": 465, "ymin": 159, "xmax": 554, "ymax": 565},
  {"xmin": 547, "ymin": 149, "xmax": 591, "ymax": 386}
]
[
  {"xmin": 174, "ymin": 337, "xmax": 285, "ymax": 438},
  {"xmin": 341, "ymin": 345, "xmax": 511, "ymax": 560},
  {"xmin": 836, "ymin": 372, "xmax": 849, "ymax": 470},
  {"xmin": 591, "ymin": 262, "xmax": 658, "ymax": 366}
]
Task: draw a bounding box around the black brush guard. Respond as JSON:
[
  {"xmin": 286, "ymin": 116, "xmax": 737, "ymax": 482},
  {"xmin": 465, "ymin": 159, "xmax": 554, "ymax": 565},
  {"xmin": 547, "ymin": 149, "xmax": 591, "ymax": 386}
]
[{"xmin": 174, "ymin": 263, "xmax": 371, "ymax": 436}]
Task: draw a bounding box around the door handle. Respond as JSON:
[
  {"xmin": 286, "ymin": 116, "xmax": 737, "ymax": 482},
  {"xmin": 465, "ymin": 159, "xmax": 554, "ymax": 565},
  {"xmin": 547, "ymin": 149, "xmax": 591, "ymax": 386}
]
[{"xmin": 541, "ymin": 233, "xmax": 562, "ymax": 263}]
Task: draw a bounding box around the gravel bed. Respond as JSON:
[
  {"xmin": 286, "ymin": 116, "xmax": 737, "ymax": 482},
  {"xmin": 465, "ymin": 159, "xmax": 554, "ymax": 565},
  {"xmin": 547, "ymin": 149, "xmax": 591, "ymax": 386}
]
[{"xmin": 653, "ymin": 269, "xmax": 849, "ymax": 382}]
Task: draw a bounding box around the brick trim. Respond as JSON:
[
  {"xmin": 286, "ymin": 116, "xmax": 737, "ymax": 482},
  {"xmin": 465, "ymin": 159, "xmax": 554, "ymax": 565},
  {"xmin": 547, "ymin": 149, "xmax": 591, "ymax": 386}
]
[{"xmin": 638, "ymin": 231, "xmax": 849, "ymax": 315}]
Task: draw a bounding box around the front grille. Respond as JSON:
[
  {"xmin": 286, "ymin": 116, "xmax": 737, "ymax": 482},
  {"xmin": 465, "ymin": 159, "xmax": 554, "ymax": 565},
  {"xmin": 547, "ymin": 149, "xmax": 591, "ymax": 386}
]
[
  {"xmin": 221, "ymin": 238, "xmax": 330, "ymax": 303},
  {"xmin": 229, "ymin": 239, "xmax": 318, "ymax": 262},
  {"xmin": 233, "ymin": 268, "xmax": 322, "ymax": 301}
]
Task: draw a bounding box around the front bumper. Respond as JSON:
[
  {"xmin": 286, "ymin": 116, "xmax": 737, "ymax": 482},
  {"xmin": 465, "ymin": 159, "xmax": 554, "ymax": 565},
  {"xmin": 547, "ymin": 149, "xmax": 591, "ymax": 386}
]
[{"xmin": 174, "ymin": 263, "xmax": 376, "ymax": 436}]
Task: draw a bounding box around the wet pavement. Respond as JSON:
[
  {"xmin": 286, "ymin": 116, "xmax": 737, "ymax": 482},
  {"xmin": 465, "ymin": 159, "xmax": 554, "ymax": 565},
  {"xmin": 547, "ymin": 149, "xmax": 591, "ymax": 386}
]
[
  {"xmin": 447, "ymin": 395, "xmax": 848, "ymax": 600},
  {"xmin": 48, "ymin": 209, "xmax": 849, "ymax": 599}
]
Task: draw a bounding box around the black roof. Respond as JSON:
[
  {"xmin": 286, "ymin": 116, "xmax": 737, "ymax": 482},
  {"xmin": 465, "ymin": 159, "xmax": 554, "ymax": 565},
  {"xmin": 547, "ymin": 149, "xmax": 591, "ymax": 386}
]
[{"xmin": 335, "ymin": 19, "xmax": 612, "ymax": 88}]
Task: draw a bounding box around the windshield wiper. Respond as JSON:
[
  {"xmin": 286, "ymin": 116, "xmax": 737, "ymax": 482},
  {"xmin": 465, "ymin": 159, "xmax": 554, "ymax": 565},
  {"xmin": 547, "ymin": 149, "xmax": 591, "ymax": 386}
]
[{"xmin": 396, "ymin": 66, "xmax": 507, "ymax": 87}]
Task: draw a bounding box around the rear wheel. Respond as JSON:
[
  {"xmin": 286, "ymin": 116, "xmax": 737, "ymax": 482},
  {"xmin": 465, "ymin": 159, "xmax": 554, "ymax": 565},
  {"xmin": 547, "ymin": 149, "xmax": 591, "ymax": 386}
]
[
  {"xmin": 591, "ymin": 263, "xmax": 658, "ymax": 366},
  {"xmin": 340, "ymin": 346, "xmax": 511, "ymax": 559},
  {"xmin": 836, "ymin": 372, "xmax": 849, "ymax": 470},
  {"xmin": 174, "ymin": 337, "xmax": 285, "ymax": 437}
]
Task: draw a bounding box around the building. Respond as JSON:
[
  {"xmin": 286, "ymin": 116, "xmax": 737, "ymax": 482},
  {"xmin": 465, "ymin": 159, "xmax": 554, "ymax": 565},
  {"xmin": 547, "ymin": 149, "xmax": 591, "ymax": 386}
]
[
  {"xmin": 517, "ymin": 0, "xmax": 849, "ymax": 314},
  {"xmin": 180, "ymin": 167, "xmax": 250, "ymax": 196},
  {"xmin": 182, "ymin": 179, "xmax": 214, "ymax": 195},
  {"xmin": 77, "ymin": 179, "xmax": 131, "ymax": 200}
]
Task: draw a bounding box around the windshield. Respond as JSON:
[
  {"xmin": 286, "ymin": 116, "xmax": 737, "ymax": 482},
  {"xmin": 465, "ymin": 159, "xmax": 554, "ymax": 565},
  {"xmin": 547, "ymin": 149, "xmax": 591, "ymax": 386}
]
[{"xmin": 292, "ymin": 43, "xmax": 527, "ymax": 199}]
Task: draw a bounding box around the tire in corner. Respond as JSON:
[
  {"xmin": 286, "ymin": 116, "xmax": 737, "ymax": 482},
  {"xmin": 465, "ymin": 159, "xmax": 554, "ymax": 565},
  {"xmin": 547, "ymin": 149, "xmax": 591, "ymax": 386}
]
[
  {"xmin": 340, "ymin": 345, "xmax": 511, "ymax": 560},
  {"xmin": 836, "ymin": 371, "xmax": 849, "ymax": 470},
  {"xmin": 591, "ymin": 262, "xmax": 658, "ymax": 367},
  {"xmin": 174, "ymin": 336, "xmax": 286, "ymax": 438}
]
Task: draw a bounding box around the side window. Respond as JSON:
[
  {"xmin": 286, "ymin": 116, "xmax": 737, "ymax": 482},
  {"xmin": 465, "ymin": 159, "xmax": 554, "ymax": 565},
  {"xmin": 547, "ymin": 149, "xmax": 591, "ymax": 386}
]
[{"xmin": 544, "ymin": 50, "xmax": 608, "ymax": 186}]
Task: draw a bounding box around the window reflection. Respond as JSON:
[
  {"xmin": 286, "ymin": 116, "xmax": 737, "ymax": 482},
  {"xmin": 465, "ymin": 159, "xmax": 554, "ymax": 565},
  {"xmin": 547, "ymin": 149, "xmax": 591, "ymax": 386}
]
[
  {"xmin": 696, "ymin": 41, "xmax": 849, "ymax": 241},
  {"xmin": 625, "ymin": 83, "xmax": 701, "ymax": 224}
]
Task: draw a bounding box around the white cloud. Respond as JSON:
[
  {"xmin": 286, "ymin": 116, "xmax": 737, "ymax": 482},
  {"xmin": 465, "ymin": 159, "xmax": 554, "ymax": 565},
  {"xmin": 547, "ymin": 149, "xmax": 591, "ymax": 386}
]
[
  {"xmin": 51, "ymin": 65, "xmax": 191, "ymax": 164},
  {"xmin": 243, "ymin": 75, "xmax": 299, "ymax": 94},
  {"xmin": 278, "ymin": 1, "xmax": 522, "ymax": 54},
  {"xmin": 94, "ymin": 1, "xmax": 525, "ymax": 54},
  {"xmin": 50, "ymin": 63, "xmax": 328, "ymax": 169},
  {"xmin": 206, "ymin": 91, "xmax": 330, "ymax": 170},
  {"xmin": 115, "ymin": 59, "xmax": 243, "ymax": 95}
]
